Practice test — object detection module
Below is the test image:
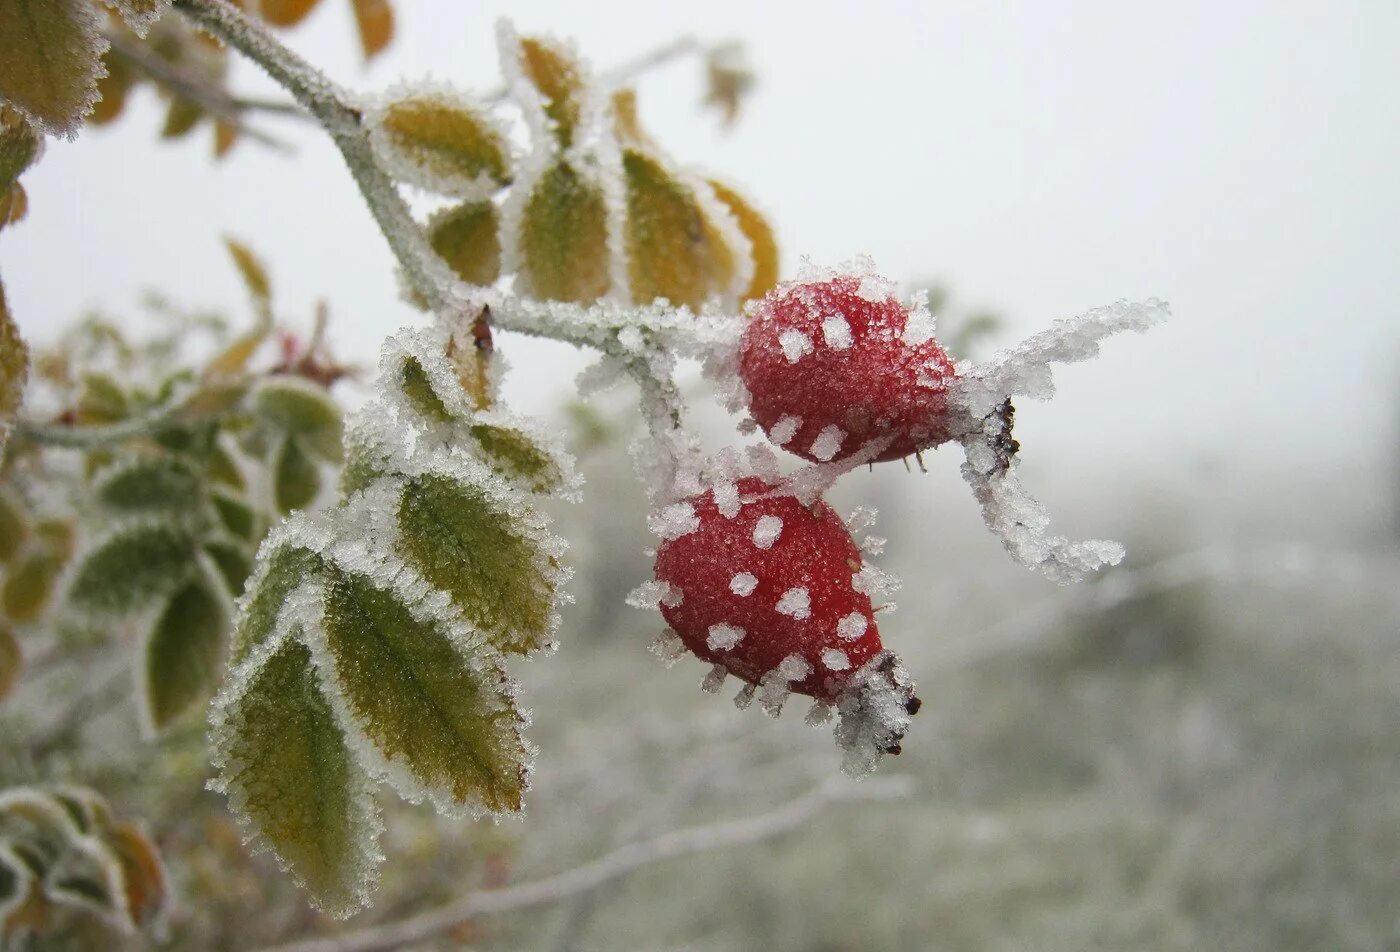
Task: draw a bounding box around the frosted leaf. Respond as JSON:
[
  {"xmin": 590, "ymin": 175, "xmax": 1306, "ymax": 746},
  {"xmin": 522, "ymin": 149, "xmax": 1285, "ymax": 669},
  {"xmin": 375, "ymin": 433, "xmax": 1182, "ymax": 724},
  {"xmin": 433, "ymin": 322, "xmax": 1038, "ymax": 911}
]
[
  {"xmin": 700, "ymin": 663, "xmax": 727, "ymax": 694},
  {"xmin": 778, "ymin": 328, "xmax": 813, "ymax": 363},
  {"xmin": 706, "ymin": 622, "xmax": 745, "ymax": 651},
  {"xmin": 820, "ymin": 314, "xmax": 853, "ymax": 350},
  {"xmin": 821, "ymin": 648, "xmax": 851, "ymax": 671},
  {"xmin": 367, "ymin": 83, "xmax": 510, "ymax": 199},
  {"xmin": 648, "ymin": 502, "xmax": 699, "ymax": 541},
  {"xmin": 775, "ymin": 586, "xmax": 811, "ymax": 620},
  {"xmin": 768, "ymin": 414, "xmax": 801, "ymax": 447},
  {"xmin": 751, "ymin": 514, "xmax": 782, "ymax": 549},
  {"xmin": 728, "ymin": 571, "xmax": 758, "ymax": 596},
  {"xmin": 648, "ymin": 629, "xmax": 685, "ymax": 666},
  {"xmin": 809, "ymin": 424, "xmax": 845, "ymax": 462},
  {"xmin": 0, "ymin": 0, "xmax": 107, "ymax": 137},
  {"xmin": 836, "ymin": 611, "xmax": 868, "ymax": 642}
]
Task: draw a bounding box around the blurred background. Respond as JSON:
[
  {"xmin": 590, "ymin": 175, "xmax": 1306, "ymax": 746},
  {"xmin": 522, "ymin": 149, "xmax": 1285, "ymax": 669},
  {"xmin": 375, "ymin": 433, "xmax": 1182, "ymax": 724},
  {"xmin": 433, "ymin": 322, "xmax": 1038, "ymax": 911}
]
[{"xmin": 3, "ymin": 1, "xmax": 1399, "ymax": 949}]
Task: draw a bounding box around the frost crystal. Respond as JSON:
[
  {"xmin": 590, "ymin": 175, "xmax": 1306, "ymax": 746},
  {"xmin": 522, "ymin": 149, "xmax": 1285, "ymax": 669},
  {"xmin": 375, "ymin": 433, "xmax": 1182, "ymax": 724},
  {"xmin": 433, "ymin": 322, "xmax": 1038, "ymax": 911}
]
[
  {"xmin": 701, "ymin": 663, "xmax": 727, "ymax": 694},
  {"xmin": 774, "ymin": 587, "xmax": 811, "ymax": 620},
  {"xmin": 706, "ymin": 623, "xmax": 745, "ymax": 651},
  {"xmin": 821, "ymin": 648, "xmax": 851, "ymax": 671},
  {"xmin": 836, "ymin": 611, "xmax": 868, "ymax": 642},
  {"xmin": 833, "ymin": 652, "xmax": 915, "ymax": 778},
  {"xmin": 901, "ymin": 303, "xmax": 936, "ymax": 346},
  {"xmin": 768, "ymin": 414, "xmax": 802, "ymax": 447},
  {"xmin": 757, "ymin": 653, "xmax": 813, "ymax": 717},
  {"xmin": 712, "ymin": 481, "xmax": 741, "ymax": 518},
  {"xmin": 648, "ymin": 502, "xmax": 700, "ymax": 541},
  {"xmin": 820, "ymin": 314, "xmax": 853, "ymax": 350},
  {"xmin": 648, "ymin": 629, "xmax": 686, "ymax": 666},
  {"xmin": 809, "ymin": 425, "xmax": 845, "ymax": 462},
  {"xmin": 778, "ymin": 328, "xmax": 814, "ymax": 363},
  {"xmin": 751, "ymin": 515, "xmax": 783, "ymax": 549},
  {"xmin": 729, "ymin": 572, "xmax": 758, "ymax": 596}
]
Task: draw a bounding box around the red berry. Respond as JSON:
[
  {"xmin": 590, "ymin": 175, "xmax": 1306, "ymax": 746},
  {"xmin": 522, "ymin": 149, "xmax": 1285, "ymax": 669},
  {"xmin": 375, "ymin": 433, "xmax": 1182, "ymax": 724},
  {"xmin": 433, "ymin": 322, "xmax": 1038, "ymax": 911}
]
[
  {"xmin": 645, "ymin": 476, "xmax": 917, "ymax": 774},
  {"xmin": 739, "ymin": 271, "xmax": 958, "ymax": 464}
]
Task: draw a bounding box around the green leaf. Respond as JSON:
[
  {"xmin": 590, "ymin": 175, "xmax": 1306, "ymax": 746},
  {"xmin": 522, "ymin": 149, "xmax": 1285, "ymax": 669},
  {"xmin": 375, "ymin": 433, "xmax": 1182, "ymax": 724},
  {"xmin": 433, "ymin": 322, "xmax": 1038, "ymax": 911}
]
[
  {"xmin": 0, "ymin": 623, "xmax": 19, "ymax": 701},
  {"xmin": 0, "ymin": 0, "xmax": 106, "ymax": 136},
  {"xmin": 212, "ymin": 636, "xmax": 377, "ymax": 917},
  {"xmin": 143, "ymin": 579, "xmax": 227, "ymax": 731},
  {"xmin": 338, "ymin": 433, "xmax": 386, "ymax": 499},
  {"xmin": 0, "ymin": 490, "xmax": 27, "ymax": 564},
  {"xmin": 211, "ymin": 487, "xmax": 256, "ymax": 540},
  {"xmin": 230, "ymin": 544, "xmax": 322, "ymax": 665},
  {"xmin": 426, "ymin": 200, "xmax": 501, "ymax": 287},
  {"xmin": 373, "ymin": 94, "xmax": 509, "ymax": 195},
  {"xmin": 76, "ymin": 371, "xmax": 129, "ymax": 423},
  {"xmin": 2, "ymin": 551, "xmax": 63, "ymax": 622},
  {"xmin": 202, "ymin": 537, "xmax": 253, "ymax": 596},
  {"xmin": 319, "ymin": 564, "xmax": 528, "ymax": 811},
  {"xmin": 207, "ymin": 440, "xmax": 246, "ymax": 490},
  {"xmin": 94, "ymin": 455, "xmax": 203, "ymax": 515},
  {"xmin": 0, "ymin": 275, "xmax": 28, "ymax": 454},
  {"xmin": 398, "ymin": 355, "xmax": 453, "ymax": 424},
  {"xmin": 467, "ymin": 422, "xmax": 564, "ymax": 494},
  {"xmin": 224, "ymin": 236, "xmax": 272, "ymax": 318},
  {"xmin": 395, "ymin": 473, "xmax": 555, "ymax": 654},
  {"xmin": 66, "ymin": 523, "xmax": 193, "ymax": 614},
  {"xmin": 251, "ymin": 377, "xmax": 342, "ymax": 460},
  {"xmin": 517, "ymin": 161, "xmax": 610, "ymax": 303},
  {"xmin": 274, "ymin": 435, "xmax": 320, "ymax": 514}
]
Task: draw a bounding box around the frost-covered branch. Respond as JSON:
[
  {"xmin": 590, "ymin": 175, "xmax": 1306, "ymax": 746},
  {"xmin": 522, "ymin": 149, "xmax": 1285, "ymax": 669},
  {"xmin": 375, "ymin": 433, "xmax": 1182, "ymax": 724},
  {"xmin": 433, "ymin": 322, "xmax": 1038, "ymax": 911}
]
[
  {"xmin": 173, "ymin": 0, "xmax": 455, "ymax": 316},
  {"xmin": 15, "ymin": 408, "xmax": 185, "ymax": 449},
  {"xmin": 258, "ymin": 776, "xmax": 911, "ymax": 952}
]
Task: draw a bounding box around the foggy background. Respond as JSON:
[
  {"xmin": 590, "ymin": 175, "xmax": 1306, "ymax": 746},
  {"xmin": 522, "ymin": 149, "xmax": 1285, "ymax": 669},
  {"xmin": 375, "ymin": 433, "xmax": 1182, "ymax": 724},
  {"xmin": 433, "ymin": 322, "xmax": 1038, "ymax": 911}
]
[{"xmin": 2, "ymin": 1, "xmax": 1399, "ymax": 949}]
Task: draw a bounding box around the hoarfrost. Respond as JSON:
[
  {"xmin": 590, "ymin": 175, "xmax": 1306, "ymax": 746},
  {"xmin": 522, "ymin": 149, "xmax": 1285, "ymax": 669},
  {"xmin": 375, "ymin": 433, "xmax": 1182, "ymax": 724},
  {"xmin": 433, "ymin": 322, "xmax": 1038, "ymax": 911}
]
[
  {"xmin": 648, "ymin": 502, "xmax": 700, "ymax": 541},
  {"xmin": 775, "ymin": 587, "xmax": 811, "ymax": 620},
  {"xmin": 707, "ymin": 623, "xmax": 745, "ymax": 651},
  {"xmin": 729, "ymin": 572, "xmax": 758, "ymax": 596},
  {"xmin": 751, "ymin": 515, "xmax": 783, "ymax": 549},
  {"xmin": 833, "ymin": 652, "xmax": 915, "ymax": 779},
  {"xmin": 821, "ymin": 648, "xmax": 851, "ymax": 671},
  {"xmin": 778, "ymin": 328, "xmax": 814, "ymax": 363},
  {"xmin": 768, "ymin": 414, "xmax": 802, "ymax": 447},
  {"xmin": 648, "ymin": 629, "xmax": 686, "ymax": 667},
  {"xmin": 836, "ymin": 611, "xmax": 868, "ymax": 641},
  {"xmin": 820, "ymin": 314, "xmax": 853, "ymax": 350},
  {"xmin": 700, "ymin": 664, "xmax": 727, "ymax": 694},
  {"xmin": 809, "ymin": 424, "xmax": 845, "ymax": 462}
]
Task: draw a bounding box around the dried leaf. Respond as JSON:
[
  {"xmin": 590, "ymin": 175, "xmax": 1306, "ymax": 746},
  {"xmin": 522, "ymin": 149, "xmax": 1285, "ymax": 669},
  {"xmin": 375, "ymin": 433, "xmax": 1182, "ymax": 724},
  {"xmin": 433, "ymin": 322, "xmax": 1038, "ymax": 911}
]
[
  {"xmin": 426, "ymin": 201, "xmax": 501, "ymax": 287},
  {"xmin": 0, "ymin": 183, "xmax": 26, "ymax": 230},
  {"xmin": 142, "ymin": 579, "xmax": 227, "ymax": 730},
  {"xmin": 213, "ymin": 117, "xmax": 238, "ymax": 158},
  {"xmin": 0, "ymin": 0, "xmax": 107, "ymax": 136},
  {"xmin": 516, "ymin": 161, "xmax": 609, "ymax": 303},
  {"xmin": 105, "ymin": 822, "xmax": 167, "ymax": 929},
  {"xmin": 258, "ymin": 0, "xmax": 322, "ymax": 28},
  {"xmin": 319, "ymin": 563, "xmax": 529, "ymax": 811},
  {"xmin": 708, "ymin": 178, "xmax": 778, "ymax": 301},
  {"xmin": 395, "ymin": 473, "xmax": 555, "ymax": 654},
  {"xmin": 212, "ymin": 636, "xmax": 380, "ymax": 917},
  {"xmin": 351, "ymin": 0, "xmax": 393, "ymax": 60},
  {"xmin": 372, "ymin": 93, "xmax": 510, "ymax": 197},
  {"xmin": 0, "ymin": 106, "xmax": 41, "ymax": 190}
]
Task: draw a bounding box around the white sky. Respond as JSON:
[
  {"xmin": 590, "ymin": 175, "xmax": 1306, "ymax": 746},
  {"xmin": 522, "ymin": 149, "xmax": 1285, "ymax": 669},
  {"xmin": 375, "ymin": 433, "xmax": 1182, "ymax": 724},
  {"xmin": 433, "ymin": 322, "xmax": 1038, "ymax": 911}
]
[{"xmin": 3, "ymin": 0, "xmax": 1398, "ymax": 518}]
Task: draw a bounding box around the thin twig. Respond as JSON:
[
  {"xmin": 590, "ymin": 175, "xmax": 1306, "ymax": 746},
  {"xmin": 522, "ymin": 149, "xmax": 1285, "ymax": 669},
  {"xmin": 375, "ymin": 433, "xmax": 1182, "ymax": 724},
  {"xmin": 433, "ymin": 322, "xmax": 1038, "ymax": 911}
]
[
  {"xmin": 174, "ymin": 0, "xmax": 456, "ymax": 316},
  {"xmin": 103, "ymin": 28, "xmax": 296, "ymax": 150},
  {"xmin": 258, "ymin": 776, "xmax": 912, "ymax": 952}
]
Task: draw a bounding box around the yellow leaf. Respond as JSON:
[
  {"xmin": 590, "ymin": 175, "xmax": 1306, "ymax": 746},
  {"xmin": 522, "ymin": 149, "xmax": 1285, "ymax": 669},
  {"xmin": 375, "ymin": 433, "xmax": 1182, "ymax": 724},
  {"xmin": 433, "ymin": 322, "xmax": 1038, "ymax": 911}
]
[
  {"xmin": 103, "ymin": 0, "xmax": 171, "ymax": 35},
  {"xmin": 88, "ymin": 51, "xmax": 133, "ymax": 126},
  {"xmin": 707, "ymin": 178, "xmax": 778, "ymax": 302},
  {"xmin": 223, "ymin": 236, "xmax": 272, "ymax": 314},
  {"xmin": 0, "ymin": 105, "xmax": 41, "ymax": 191},
  {"xmin": 516, "ymin": 161, "xmax": 610, "ymax": 303},
  {"xmin": 106, "ymin": 822, "xmax": 168, "ymax": 929},
  {"xmin": 373, "ymin": 94, "xmax": 510, "ymax": 196},
  {"xmin": 427, "ymin": 201, "xmax": 501, "ymax": 288},
  {"xmin": 351, "ymin": 0, "xmax": 393, "ymax": 59},
  {"xmin": 0, "ymin": 183, "xmax": 25, "ymax": 231},
  {"xmin": 213, "ymin": 118, "xmax": 238, "ymax": 158},
  {"xmin": 160, "ymin": 95, "xmax": 203, "ymax": 139},
  {"xmin": 1, "ymin": 276, "xmax": 28, "ymax": 452},
  {"xmin": 0, "ymin": 0, "xmax": 107, "ymax": 136},
  {"xmin": 622, "ymin": 149, "xmax": 734, "ymax": 309},
  {"xmin": 516, "ymin": 35, "xmax": 583, "ymax": 148},
  {"xmin": 259, "ymin": 0, "xmax": 322, "ymax": 28}
]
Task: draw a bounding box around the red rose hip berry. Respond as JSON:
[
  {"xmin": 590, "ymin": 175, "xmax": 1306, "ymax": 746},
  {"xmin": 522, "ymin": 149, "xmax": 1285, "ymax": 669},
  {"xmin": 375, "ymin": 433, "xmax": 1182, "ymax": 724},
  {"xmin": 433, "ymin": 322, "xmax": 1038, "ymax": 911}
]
[
  {"xmin": 647, "ymin": 476, "xmax": 919, "ymax": 776},
  {"xmin": 739, "ymin": 270, "xmax": 959, "ymax": 464}
]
